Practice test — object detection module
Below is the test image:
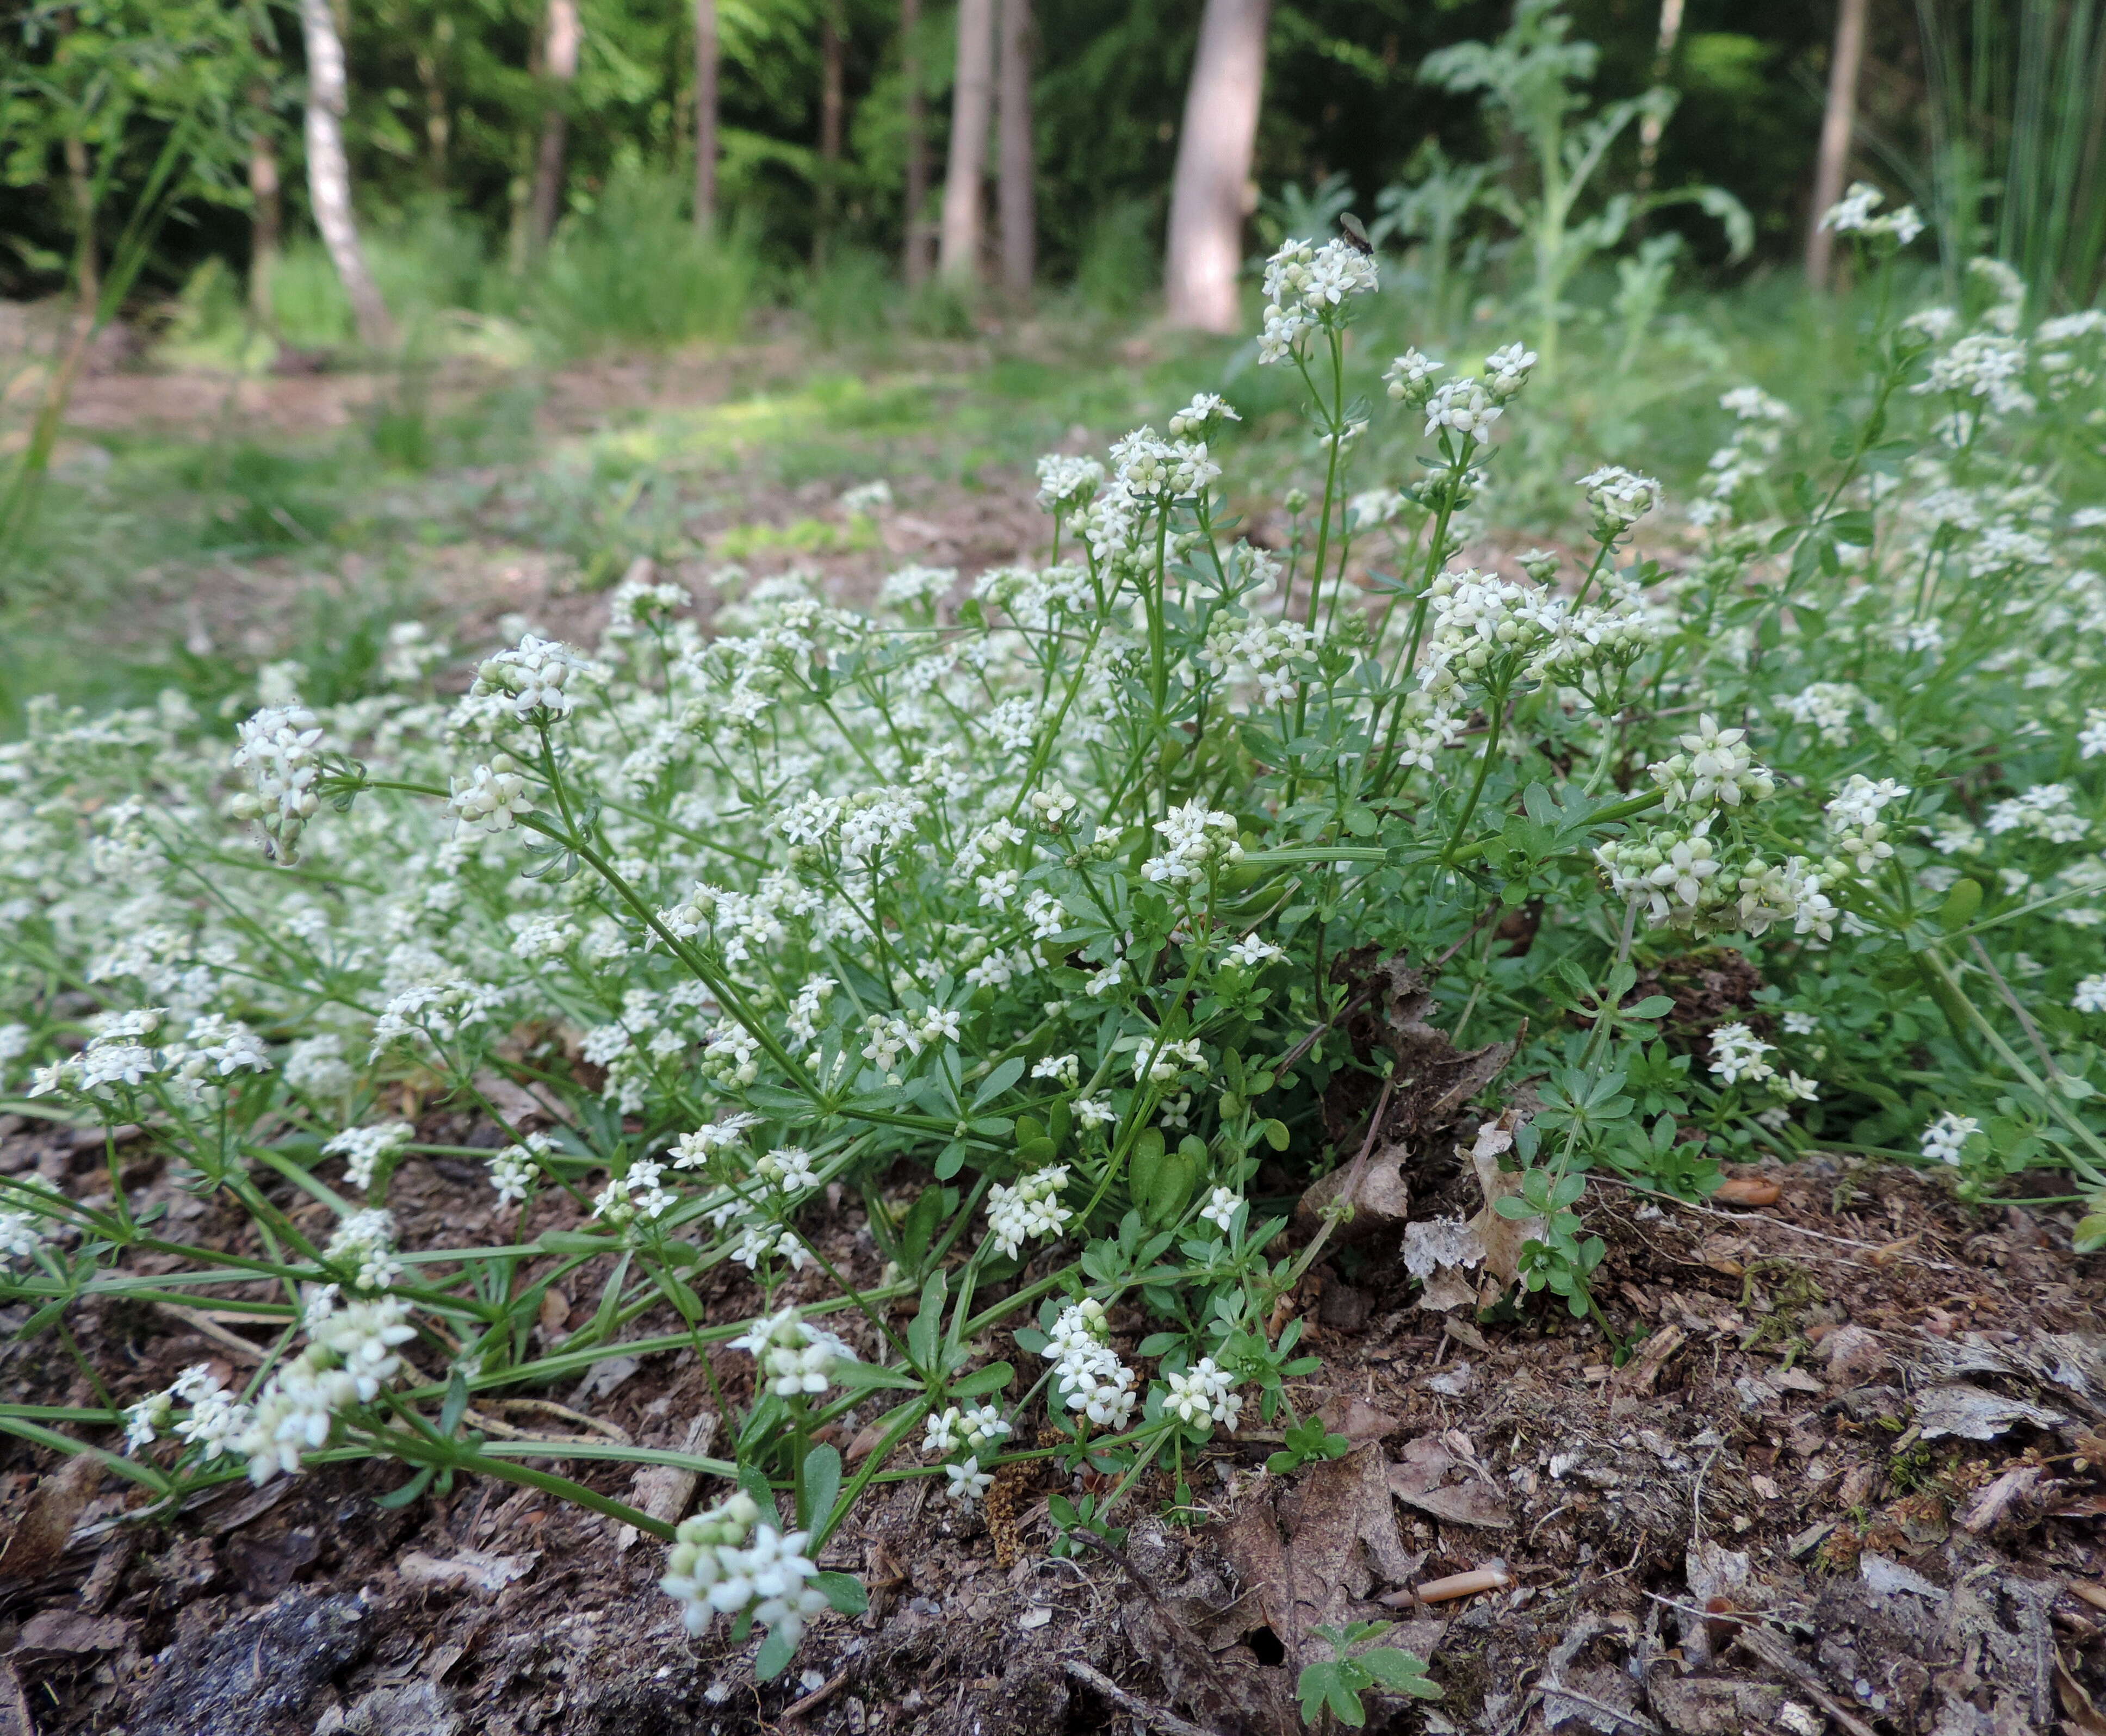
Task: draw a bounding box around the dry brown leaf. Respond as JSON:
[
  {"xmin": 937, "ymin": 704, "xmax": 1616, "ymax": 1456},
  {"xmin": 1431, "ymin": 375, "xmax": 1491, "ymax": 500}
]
[
  {"xmin": 1220, "ymin": 1446, "xmax": 1420, "ymax": 1672},
  {"xmin": 616, "ymin": 1412, "xmax": 719, "ymax": 1554},
  {"xmin": 0, "ymin": 1450, "xmax": 101, "ymax": 1583},
  {"xmin": 1387, "ymin": 1472, "xmax": 1512, "ymax": 1529},
  {"xmin": 1612, "ymin": 1323, "xmax": 1687, "ymax": 1397},
  {"xmin": 1956, "ymin": 1464, "xmax": 2042, "ymax": 1533}
]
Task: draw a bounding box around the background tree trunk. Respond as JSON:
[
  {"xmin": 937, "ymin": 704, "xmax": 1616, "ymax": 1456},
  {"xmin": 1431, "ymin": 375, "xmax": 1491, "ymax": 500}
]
[
  {"xmin": 996, "ymin": 0, "xmax": 1034, "ymax": 301},
  {"xmin": 816, "ymin": 0, "xmax": 846, "ymax": 266},
  {"xmin": 939, "ymin": 0, "xmax": 994, "ymax": 282},
  {"xmin": 529, "ymin": 0, "xmax": 583, "ymax": 252},
  {"xmin": 1164, "ymin": 0, "xmax": 1268, "ymax": 332},
  {"xmin": 694, "ymin": 0, "xmax": 717, "ymax": 230},
  {"xmin": 1806, "ymin": 0, "xmax": 1869, "ymax": 288},
  {"xmin": 249, "ymin": 116, "xmax": 282, "ymax": 328},
  {"xmin": 902, "ymin": 0, "xmax": 930, "ymax": 286},
  {"xmin": 298, "ymin": 0, "xmax": 395, "ymax": 350}
]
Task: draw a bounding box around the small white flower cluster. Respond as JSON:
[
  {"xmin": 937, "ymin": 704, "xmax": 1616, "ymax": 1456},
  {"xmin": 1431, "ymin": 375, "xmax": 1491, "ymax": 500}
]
[
  {"xmin": 1984, "ymin": 783, "xmax": 2088, "ymax": 844},
  {"xmin": 1133, "ymin": 1036, "xmax": 1206, "ymax": 1087},
  {"xmin": 592, "ymin": 1158, "xmax": 676, "ymax": 1226},
  {"xmin": 1648, "ymin": 715, "xmax": 1776, "ymax": 812},
  {"xmin": 1163, "ymin": 1356, "xmax": 1243, "ymax": 1432},
  {"xmin": 1577, "ymin": 466, "xmax": 1663, "ymax": 538},
  {"xmin": 488, "ymin": 1130, "xmax": 556, "ymax": 1206},
  {"xmin": 449, "ymin": 755, "xmax": 534, "ymax": 833},
  {"xmin": 1143, "ymin": 799, "xmax": 1244, "ymax": 887},
  {"xmin": 141, "ymin": 1288, "xmax": 416, "ymax": 1484},
  {"xmin": 922, "ymin": 1403, "xmax": 1012, "ymax": 1458},
  {"xmin": 1256, "ymin": 237, "xmax": 1380, "ymax": 365},
  {"xmin": 1416, "ymin": 342, "xmax": 1535, "ymax": 443},
  {"xmin": 1707, "ymin": 1022, "xmax": 1819, "ymax": 1103},
  {"xmin": 604, "ymin": 572, "xmax": 691, "ymax": 636},
  {"xmin": 0, "ymin": 1179, "xmax": 64, "ymax": 1267},
  {"xmin": 1039, "ymin": 1298, "xmax": 1136, "ymax": 1430},
  {"xmin": 324, "ymin": 1208, "xmax": 405, "ymax": 1291},
  {"xmin": 469, "ymin": 634, "xmax": 589, "ymax": 725},
  {"xmin": 1920, "ymin": 1110, "xmax": 1979, "ymax": 1167},
  {"xmin": 1167, "ymin": 393, "xmax": 1239, "ymax": 440},
  {"xmin": 660, "ymin": 1491, "xmax": 830, "ymax": 1643},
  {"xmin": 229, "ymin": 705, "xmax": 324, "ymax": 864},
  {"xmin": 322, "ymin": 1121, "xmax": 414, "ymax": 1192},
  {"xmin": 2074, "ymin": 975, "xmax": 2106, "ymax": 1014},
  {"xmin": 1035, "ymin": 454, "xmax": 1104, "ymax": 513},
  {"xmin": 879, "ymin": 564, "xmax": 958, "ymax": 613},
  {"xmin": 1819, "ymin": 181, "xmax": 1925, "ymax": 245},
  {"xmin": 1824, "ymin": 776, "xmax": 1909, "ymax": 874},
  {"xmin": 986, "ymin": 1166, "xmax": 1074, "ymax": 1258},
  {"xmin": 1916, "ymin": 332, "xmax": 2034, "ymax": 421},
  {"xmin": 1775, "ymin": 681, "xmax": 1864, "ymax": 745},
  {"xmin": 1108, "ymin": 427, "xmax": 1221, "ymax": 502},
  {"xmin": 733, "ymin": 1306, "xmax": 856, "ymax": 1397},
  {"xmin": 1203, "ymin": 615, "xmax": 1312, "ymax": 706},
  {"xmin": 839, "ymin": 478, "xmax": 893, "ymax": 514},
  {"xmin": 1594, "ymin": 823, "xmax": 1830, "ymax": 941}
]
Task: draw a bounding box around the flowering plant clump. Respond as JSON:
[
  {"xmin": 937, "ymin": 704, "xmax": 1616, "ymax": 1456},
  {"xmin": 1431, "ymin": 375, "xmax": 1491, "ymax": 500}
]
[{"xmin": 4, "ymin": 215, "xmax": 2106, "ymax": 1679}]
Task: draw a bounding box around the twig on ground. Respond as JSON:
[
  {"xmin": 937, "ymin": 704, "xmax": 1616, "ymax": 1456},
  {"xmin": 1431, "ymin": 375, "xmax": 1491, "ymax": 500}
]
[
  {"xmin": 1731, "ymin": 1625, "xmax": 1880, "ymax": 1736},
  {"xmin": 1061, "ymin": 1659, "xmax": 1216, "ymax": 1736},
  {"xmin": 151, "ymin": 1302, "xmax": 268, "ymax": 1365}
]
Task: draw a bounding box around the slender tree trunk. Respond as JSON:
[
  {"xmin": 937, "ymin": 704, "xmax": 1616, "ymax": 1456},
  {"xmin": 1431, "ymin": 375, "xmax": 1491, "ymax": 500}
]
[
  {"xmin": 1635, "ymin": 0, "xmax": 1685, "ymax": 191},
  {"xmin": 996, "ymin": 0, "xmax": 1034, "ymax": 301},
  {"xmin": 816, "ymin": 0, "xmax": 846, "ymax": 266},
  {"xmin": 695, "ymin": 0, "xmax": 718, "ymax": 230},
  {"xmin": 63, "ymin": 134, "xmax": 98, "ymax": 310},
  {"xmin": 417, "ymin": 30, "xmax": 451, "ymax": 191},
  {"xmin": 902, "ymin": 0, "xmax": 930, "ymax": 285},
  {"xmin": 298, "ymin": 0, "xmax": 395, "ymax": 349},
  {"xmin": 939, "ymin": 0, "xmax": 994, "ymax": 282},
  {"xmin": 529, "ymin": 0, "xmax": 583, "ymax": 252},
  {"xmin": 1165, "ymin": 0, "xmax": 1268, "ymax": 332},
  {"xmin": 249, "ymin": 117, "xmax": 282, "ymax": 328},
  {"xmin": 1806, "ymin": 0, "xmax": 1869, "ymax": 288}
]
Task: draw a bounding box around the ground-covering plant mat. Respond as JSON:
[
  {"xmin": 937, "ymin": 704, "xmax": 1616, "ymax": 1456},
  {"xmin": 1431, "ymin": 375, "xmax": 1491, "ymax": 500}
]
[
  {"xmin": 7, "ymin": 220, "xmax": 2106, "ymax": 1736},
  {"xmin": 1, "ymin": 1099, "xmax": 2100, "ymax": 1736}
]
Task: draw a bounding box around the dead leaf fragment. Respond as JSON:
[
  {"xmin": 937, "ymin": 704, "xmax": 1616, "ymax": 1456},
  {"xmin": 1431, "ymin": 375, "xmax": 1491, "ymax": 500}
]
[
  {"xmin": 1914, "ymin": 1383, "xmax": 2067, "ymax": 1441},
  {"xmin": 14, "ymin": 1609, "xmax": 132, "ymax": 1654},
  {"xmin": 0, "ymin": 1451, "xmax": 101, "ymax": 1583},
  {"xmin": 1955, "ymin": 1463, "xmax": 2041, "ymax": 1532},
  {"xmin": 1714, "ymin": 1175, "xmax": 1781, "ymax": 1207},
  {"xmin": 398, "ymin": 1547, "xmax": 538, "ymax": 1594},
  {"xmin": 1468, "ymin": 1117, "xmax": 1540, "ymax": 1289}
]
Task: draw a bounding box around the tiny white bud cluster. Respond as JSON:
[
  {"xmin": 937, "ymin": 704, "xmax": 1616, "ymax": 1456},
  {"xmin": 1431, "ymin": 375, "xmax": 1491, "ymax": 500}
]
[
  {"xmin": 1143, "ymin": 800, "xmax": 1244, "ymax": 887},
  {"xmin": 1256, "ymin": 238, "xmax": 1379, "ymax": 365},
  {"xmin": 1649, "ymin": 715, "xmax": 1776, "ymax": 812},
  {"xmin": 471, "ymin": 634, "xmax": 589, "ymax": 723}
]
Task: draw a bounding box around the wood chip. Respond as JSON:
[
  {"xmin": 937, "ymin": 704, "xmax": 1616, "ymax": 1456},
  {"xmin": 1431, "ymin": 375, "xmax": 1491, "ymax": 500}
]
[
  {"xmin": 397, "ymin": 1547, "xmax": 539, "ymax": 1594},
  {"xmin": 0, "ymin": 1450, "xmax": 101, "ymax": 1583}
]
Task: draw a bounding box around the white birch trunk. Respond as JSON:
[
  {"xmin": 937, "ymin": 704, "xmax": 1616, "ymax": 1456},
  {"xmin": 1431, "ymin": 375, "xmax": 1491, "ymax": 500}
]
[
  {"xmin": 1164, "ymin": 0, "xmax": 1269, "ymax": 333},
  {"xmin": 298, "ymin": 0, "xmax": 394, "ymax": 350}
]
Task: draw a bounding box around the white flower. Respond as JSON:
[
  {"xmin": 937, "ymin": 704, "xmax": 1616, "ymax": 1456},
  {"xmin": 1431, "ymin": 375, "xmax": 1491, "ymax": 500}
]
[
  {"xmin": 1383, "ymin": 348, "xmax": 1445, "ymax": 406},
  {"xmin": 488, "ymin": 1132, "xmax": 554, "ymax": 1207},
  {"xmin": 2073, "ymin": 975, "xmax": 2106, "ymax": 1014},
  {"xmin": 1143, "ymin": 799, "xmax": 1243, "ymax": 888},
  {"xmin": 229, "ymin": 704, "xmax": 325, "ymax": 864},
  {"xmin": 1163, "ymin": 1356, "xmax": 1243, "ymax": 1431},
  {"xmin": 323, "ymin": 1208, "xmax": 405, "ymax": 1291},
  {"xmin": 1483, "ymin": 342, "xmax": 1537, "ymax": 400},
  {"xmin": 986, "ymin": 1167, "xmax": 1073, "ymax": 1258},
  {"xmin": 1223, "ymin": 935, "xmax": 1283, "ymax": 970},
  {"xmin": 449, "ymin": 756, "xmax": 534, "ymax": 833},
  {"xmin": 1167, "ymin": 393, "xmax": 1240, "ymax": 439},
  {"xmin": 1819, "ymin": 181, "xmax": 1885, "ymax": 233},
  {"xmin": 1199, "ymin": 1186, "xmax": 1242, "ymax": 1234},
  {"xmin": 1075, "ymin": 1095, "xmax": 1116, "ymax": 1128},
  {"xmin": 1919, "ymin": 1111, "xmax": 1979, "ymax": 1167},
  {"xmin": 470, "ymin": 633, "xmax": 590, "ymax": 724},
  {"xmin": 732, "ymin": 1307, "xmax": 856, "ymax": 1398},
  {"xmin": 1578, "ymin": 465, "xmax": 1662, "ymax": 535},
  {"xmin": 1032, "ymin": 1052, "xmax": 1081, "ymax": 1088},
  {"xmin": 1782, "ymin": 1010, "xmax": 1819, "ymax": 1035},
  {"xmin": 322, "ymin": 1121, "xmax": 414, "ymax": 1193},
  {"xmin": 592, "ymin": 1158, "xmax": 676, "ymax": 1225},
  {"xmin": 1707, "ymin": 1021, "xmax": 1775, "ymax": 1087},
  {"xmin": 944, "ymin": 1455, "xmax": 994, "ymax": 1506}
]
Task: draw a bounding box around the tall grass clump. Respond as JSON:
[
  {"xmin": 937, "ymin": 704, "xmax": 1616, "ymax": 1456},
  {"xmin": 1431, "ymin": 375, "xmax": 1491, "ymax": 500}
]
[
  {"xmin": 1917, "ymin": 0, "xmax": 2106, "ymax": 311},
  {"xmin": 531, "ymin": 167, "xmax": 759, "ymax": 355}
]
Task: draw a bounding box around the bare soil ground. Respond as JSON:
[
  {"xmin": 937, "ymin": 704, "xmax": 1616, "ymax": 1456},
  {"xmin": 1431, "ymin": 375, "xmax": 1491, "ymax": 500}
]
[{"xmin": 1, "ymin": 1087, "xmax": 2101, "ymax": 1736}]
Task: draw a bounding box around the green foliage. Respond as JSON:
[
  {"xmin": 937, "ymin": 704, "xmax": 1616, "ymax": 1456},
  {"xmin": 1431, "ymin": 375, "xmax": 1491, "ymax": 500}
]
[
  {"xmin": 1296, "ymin": 1622, "xmax": 1441, "ymax": 1728},
  {"xmin": 531, "ymin": 168, "xmax": 760, "ymax": 354}
]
